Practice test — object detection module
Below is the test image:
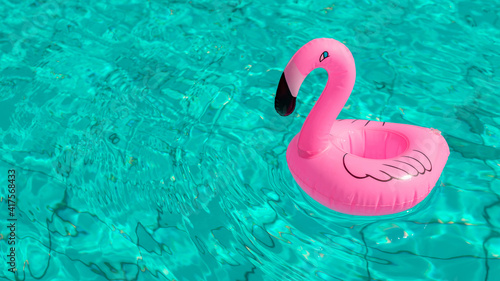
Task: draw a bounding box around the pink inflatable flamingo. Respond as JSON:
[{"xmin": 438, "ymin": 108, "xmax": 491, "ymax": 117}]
[{"xmin": 275, "ymin": 38, "xmax": 449, "ymax": 216}]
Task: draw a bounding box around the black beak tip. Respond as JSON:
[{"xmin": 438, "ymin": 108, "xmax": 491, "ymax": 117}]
[
  {"xmin": 275, "ymin": 100, "xmax": 294, "ymax": 116},
  {"xmin": 275, "ymin": 73, "xmax": 296, "ymax": 117},
  {"xmin": 279, "ymin": 110, "xmax": 290, "ymax": 116}
]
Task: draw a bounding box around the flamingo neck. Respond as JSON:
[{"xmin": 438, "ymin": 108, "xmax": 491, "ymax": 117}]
[{"xmin": 297, "ymin": 67, "xmax": 356, "ymax": 158}]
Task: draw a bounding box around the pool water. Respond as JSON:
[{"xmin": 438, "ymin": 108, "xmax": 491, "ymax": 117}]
[{"xmin": 1, "ymin": 0, "xmax": 499, "ymax": 280}]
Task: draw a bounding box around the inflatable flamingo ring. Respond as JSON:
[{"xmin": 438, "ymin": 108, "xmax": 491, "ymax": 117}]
[{"xmin": 275, "ymin": 38, "xmax": 449, "ymax": 216}]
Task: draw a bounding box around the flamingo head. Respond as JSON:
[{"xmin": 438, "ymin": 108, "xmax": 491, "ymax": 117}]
[{"xmin": 275, "ymin": 38, "xmax": 353, "ymax": 116}]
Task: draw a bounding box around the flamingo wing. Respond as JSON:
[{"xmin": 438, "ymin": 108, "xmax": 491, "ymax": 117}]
[{"xmin": 342, "ymin": 150, "xmax": 432, "ymax": 182}]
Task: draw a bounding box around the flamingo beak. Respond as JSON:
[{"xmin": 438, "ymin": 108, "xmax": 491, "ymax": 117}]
[{"xmin": 275, "ymin": 73, "xmax": 296, "ymax": 116}]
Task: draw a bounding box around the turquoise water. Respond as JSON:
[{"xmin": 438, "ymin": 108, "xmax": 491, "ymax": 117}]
[{"xmin": 0, "ymin": 0, "xmax": 499, "ymax": 280}]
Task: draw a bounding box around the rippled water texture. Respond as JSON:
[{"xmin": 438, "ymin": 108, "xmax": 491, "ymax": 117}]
[{"xmin": 1, "ymin": 0, "xmax": 499, "ymax": 280}]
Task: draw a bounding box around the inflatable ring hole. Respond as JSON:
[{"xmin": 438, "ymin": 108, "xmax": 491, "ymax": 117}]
[{"xmin": 337, "ymin": 129, "xmax": 409, "ymax": 159}]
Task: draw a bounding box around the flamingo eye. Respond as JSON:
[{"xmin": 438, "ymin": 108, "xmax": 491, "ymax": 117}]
[{"xmin": 319, "ymin": 51, "xmax": 329, "ymax": 62}]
